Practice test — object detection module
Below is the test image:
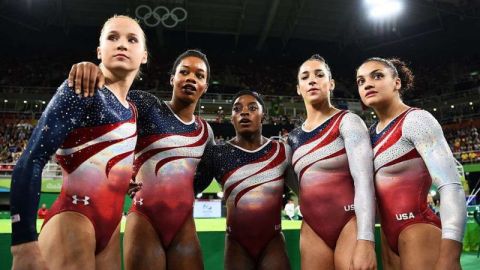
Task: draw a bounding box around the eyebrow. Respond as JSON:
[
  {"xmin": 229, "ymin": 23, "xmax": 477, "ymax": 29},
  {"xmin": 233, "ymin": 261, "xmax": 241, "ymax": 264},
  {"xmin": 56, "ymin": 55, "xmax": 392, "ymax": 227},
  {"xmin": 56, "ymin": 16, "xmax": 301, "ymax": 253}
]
[
  {"xmin": 357, "ymin": 69, "xmax": 381, "ymax": 79},
  {"xmin": 233, "ymin": 101, "xmax": 259, "ymax": 106},
  {"xmin": 301, "ymin": 69, "xmax": 324, "ymax": 75},
  {"xmin": 107, "ymin": 30, "xmax": 138, "ymax": 37},
  {"xmin": 180, "ymin": 65, "xmax": 205, "ymax": 72}
]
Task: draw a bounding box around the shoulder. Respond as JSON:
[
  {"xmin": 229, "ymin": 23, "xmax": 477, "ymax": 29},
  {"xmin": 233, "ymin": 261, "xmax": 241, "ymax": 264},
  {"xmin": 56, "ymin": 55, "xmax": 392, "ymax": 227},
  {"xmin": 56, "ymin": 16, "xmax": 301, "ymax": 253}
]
[
  {"xmin": 403, "ymin": 109, "xmax": 444, "ymax": 141},
  {"xmin": 404, "ymin": 109, "xmax": 440, "ymax": 129},
  {"xmin": 340, "ymin": 111, "xmax": 365, "ymax": 125},
  {"xmin": 287, "ymin": 127, "xmax": 302, "ymax": 141},
  {"xmin": 339, "ymin": 111, "xmax": 368, "ymax": 131},
  {"xmin": 274, "ymin": 139, "xmax": 292, "ymax": 156},
  {"xmin": 127, "ymin": 90, "xmax": 161, "ymax": 110},
  {"xmin": 47, "ymin": 81, "xmax": 85, "ymax": 108},
  {"xmin": 54, "ymin": 80, "xmax": 81, "ymax": 99}
]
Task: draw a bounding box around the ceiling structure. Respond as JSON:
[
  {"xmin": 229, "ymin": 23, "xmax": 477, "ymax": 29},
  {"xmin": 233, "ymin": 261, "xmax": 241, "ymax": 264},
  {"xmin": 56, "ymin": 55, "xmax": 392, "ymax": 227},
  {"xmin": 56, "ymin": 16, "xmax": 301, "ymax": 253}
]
[{"xmin": 1, "ymin": 0, "xmax": 479, "ymax": 53}]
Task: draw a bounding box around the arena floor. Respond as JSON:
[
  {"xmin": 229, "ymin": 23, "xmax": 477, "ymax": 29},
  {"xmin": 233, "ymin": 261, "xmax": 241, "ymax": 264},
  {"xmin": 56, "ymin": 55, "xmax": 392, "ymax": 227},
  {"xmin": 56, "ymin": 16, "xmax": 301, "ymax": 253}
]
[{"xmin": 0, "ymin": 219, "xmax": 478, "ymax": 270}]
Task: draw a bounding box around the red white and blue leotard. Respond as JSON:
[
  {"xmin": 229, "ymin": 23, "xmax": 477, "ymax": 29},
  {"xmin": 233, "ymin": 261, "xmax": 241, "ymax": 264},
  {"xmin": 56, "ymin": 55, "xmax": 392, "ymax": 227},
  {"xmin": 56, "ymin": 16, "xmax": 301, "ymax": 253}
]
[
  {"xmin": 195, "ymin": 140, "xmax": 290, "ymax": 260},
  {"xmin": 288, "ymin": 110, "xmax": 375, "ymax": 249},
  {"xmin": 370, "ymin": 108, "xmax": 466, "ymax": 254},
  {"xmin": 11, "ymin": 81, "xmax": 137, "ymax": 253},
  {"xmin": 127, "ymin": 90, "xmax": 214, "ymax": 248}
]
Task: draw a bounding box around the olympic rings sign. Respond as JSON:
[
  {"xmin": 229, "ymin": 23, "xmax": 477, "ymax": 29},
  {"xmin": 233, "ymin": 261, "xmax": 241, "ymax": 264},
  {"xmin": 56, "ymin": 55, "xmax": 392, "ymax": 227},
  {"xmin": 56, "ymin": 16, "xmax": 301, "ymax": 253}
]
[{"xmin": 135, "ymin": 5, "xmax": 188, "ymax": 28}]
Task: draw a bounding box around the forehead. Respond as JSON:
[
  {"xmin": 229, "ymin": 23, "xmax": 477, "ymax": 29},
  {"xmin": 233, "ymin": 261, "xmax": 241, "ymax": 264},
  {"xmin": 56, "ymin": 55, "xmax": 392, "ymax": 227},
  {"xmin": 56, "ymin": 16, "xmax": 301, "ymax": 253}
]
[
  {"xmin": 299, "ymin": 60, "xmax": 326, "ymax": 73},
  {"xmin": 357, "ymin": 61, "xmax": 388, "ymax": 75},
  {"xmin": 176, "ymin": 56, "xmax": 207, "ymax": 71},
  {"xmin": 103, "ymin": 17, "xmax": 143, "ymax": 35},
  {"xmin": 233, "ymin": 94, "xmax": 259, "ymax": 105}
]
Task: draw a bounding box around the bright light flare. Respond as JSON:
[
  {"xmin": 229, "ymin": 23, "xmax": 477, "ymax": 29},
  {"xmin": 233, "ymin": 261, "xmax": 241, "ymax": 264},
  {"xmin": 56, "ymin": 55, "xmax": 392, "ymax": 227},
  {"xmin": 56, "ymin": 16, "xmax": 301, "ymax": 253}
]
[{"xmin": 364, "ymin": 0, "xmax": 404, "ymax": 20}]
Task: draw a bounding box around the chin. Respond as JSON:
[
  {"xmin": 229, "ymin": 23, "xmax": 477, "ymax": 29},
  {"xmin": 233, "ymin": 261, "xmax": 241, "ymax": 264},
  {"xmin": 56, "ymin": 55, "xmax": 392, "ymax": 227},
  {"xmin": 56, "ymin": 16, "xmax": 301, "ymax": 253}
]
[
  {"xmin": 363, "ymin": 96, "xmax": 383, "ymax": 107},
  {"xmin": 176, "ymin": 93, "xmax": 198, "ymax": 104},
  {"xmin": 237, "ymin": 128, "xmax": 258, "ymax": 136},
  {"xmin": 107, "ymin": 64, "xmax": 136, "ymax": 73}
]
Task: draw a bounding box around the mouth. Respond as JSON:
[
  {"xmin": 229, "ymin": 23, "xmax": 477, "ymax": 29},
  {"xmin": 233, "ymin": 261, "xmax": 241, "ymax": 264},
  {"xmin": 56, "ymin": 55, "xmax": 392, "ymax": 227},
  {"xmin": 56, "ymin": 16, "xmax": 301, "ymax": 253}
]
[
  {"xmin": 239, "ymin": 118, "xmax": 251, "ymax": 125},
  {"xmin": 365, "ymin": 90, "xmax": 377, "ymax": 98},
  {"xmin": 307, "ymin": 88, "xmax": 320, "ymax": 93},
  {"xmin": 182, "ymin": 84, "xmax": 197, "ymax": 93},
  {"xmin": 114, "ymin": 54, "xmax": 129, "ymax": 59}
]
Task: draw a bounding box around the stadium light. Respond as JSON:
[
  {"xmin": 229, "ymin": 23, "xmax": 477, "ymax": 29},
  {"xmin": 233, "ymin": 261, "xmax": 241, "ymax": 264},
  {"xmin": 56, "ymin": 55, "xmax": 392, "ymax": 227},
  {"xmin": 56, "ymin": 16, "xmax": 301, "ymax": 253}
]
[
  {"xmin": 364, "ymin": 0, "xmax": 404, "ymax": 20},
  {"xmin": 217, "ymin": 191, "xmax": 224, "ymax": 198},
  {"xmin": 42, "ymin": 100, "xmax": 46, "ymax": 104},
  {"xmin": 196, "ymin": 193, "xmax": 203, "ymax": 199},
  {"xmin": 23, "ymin": 100, "xmax": 27, "ymax": 104},
  {"xmin": 451, "ymin": 105, "xmax": 455, "ymax": 109},
  {"xmin": 429, "ymin": 190, "xmax": 437, "ymax": 196},
  {"xmin": 469, "ymin": 101, "xmax": 473, "ymax": 105},
  {"xmin": 433, "ymin": 108, "xmax": 437, "ymax": 111},
  {"xmin": 3, "ymin": 99, "xmax": 7, "ymax": 103}
]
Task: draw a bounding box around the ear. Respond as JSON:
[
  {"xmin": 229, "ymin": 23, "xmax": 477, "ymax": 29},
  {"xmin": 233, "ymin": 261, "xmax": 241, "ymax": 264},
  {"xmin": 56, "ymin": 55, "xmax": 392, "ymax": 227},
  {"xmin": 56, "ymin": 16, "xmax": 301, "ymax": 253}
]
[
  {"xmin": 170, "ymin": 75, "xmax": 174, "ymax": 86},
  {"xmin": 296, "ymin": 84, "xmax": 301, "ymax": 96},
  {"xmin": 141, "ymin": 51, "xmax": 148, "ymax": 64},
  {"xmin": 329, "ymin": 79, "xmax": 336, "ymax": 91},
  {"xmin": 394, "ymin": 77, "xmax": 402, "ymax": 92},
  {"xmin": 202, "ymin": 84, "xmax": 209, "ymax": 95},
  {"xmin": 97, "ymin": 47, "xmax": 101, "ymax": 60}
]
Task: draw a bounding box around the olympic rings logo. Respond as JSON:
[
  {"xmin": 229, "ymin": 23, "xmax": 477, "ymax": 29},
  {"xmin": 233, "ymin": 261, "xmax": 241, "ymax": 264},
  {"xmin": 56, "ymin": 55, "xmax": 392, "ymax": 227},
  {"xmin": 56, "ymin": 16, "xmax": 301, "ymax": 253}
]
[{"xmin": 135, "ymin": 5, "xmax": 188, "ymax": 28}]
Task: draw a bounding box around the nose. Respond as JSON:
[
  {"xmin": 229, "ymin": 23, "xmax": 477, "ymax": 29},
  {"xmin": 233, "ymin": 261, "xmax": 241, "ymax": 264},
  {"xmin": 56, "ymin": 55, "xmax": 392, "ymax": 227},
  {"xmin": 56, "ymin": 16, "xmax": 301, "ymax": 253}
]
[
  {"xmin": 364, "ymin": 80, "xmax": 374, "ymax": 90},
  {"xmin": 186, "ymin": 76, "xmax": 196, "ymax": 84},
  {"xmin": 116, "ymin": 37, "xmax": 129, "ymax": 51},
  {"xmin": 240, "ymin": 107, "xmax": 249, "ymax": 115},
  {"xmin": 117, "ymin": 43, "xmax": 127, "ymax": 51},
  {"xmin": 308, "ymin": 80, "xmax": 316, "ymax": 86}
]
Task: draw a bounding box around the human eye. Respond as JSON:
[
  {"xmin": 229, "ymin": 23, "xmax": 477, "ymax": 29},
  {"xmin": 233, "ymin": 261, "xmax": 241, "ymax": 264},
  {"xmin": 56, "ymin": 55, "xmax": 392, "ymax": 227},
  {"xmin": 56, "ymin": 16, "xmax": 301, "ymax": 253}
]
[
  {"xmin": 248, "ymin": 104, "xmax": 258, "ymax": 112},
  {"xmin": 373, "ymin": 72, "xmax": 384, "ymax": 80},
  {"xmin": 107, "ymin": 34, "xmax": 118, "ymax": 41},
  {"xmin": 357, "ymin": 78, "xmax": 364, "ymax": 86}
]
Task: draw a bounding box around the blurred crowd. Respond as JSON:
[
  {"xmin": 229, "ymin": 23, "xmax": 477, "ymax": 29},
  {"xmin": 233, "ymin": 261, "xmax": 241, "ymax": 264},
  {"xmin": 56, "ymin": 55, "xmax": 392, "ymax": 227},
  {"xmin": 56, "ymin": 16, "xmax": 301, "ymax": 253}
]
[
  {"xmin": 1, "ymin": 53, "xmax": 480, "ymax": 166},
  {"xmin": 2, "ymin": 53, "xmax": 478, "ymax": 99},
  {"xmin": 445, "ymin": 125, "xmax": 480, "ymax": 163},
  {"xmin": 0, "ymin": 119, "xmax": 33, "ymax": 164}
]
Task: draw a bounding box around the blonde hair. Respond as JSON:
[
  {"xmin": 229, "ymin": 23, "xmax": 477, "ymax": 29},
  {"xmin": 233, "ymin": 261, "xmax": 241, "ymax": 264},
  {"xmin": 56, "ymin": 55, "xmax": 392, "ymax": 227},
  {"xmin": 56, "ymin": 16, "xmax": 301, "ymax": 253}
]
[{"xmin": 99, "ymin": 15, "xmax": 147, "ymax": 52}]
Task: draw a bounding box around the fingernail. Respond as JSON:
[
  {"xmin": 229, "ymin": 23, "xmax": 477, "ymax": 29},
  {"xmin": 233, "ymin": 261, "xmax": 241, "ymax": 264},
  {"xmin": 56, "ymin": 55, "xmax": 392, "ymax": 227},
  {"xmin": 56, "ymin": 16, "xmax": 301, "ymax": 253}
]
[
  {"xmin": 75, "ymin": 89, "xmax": 80, "ymax": 94},
  {"xmin": 68, "ymin": 81, "xmax": 72, "ymax": 87}
]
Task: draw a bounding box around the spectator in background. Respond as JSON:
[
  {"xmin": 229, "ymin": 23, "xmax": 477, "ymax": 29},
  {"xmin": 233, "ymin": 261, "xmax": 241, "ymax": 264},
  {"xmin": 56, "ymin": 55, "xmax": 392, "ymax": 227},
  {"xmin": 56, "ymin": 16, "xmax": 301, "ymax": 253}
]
[
  {"xmin": 284, "ymin": 200, "xmax": 295, "ymax": 220},
  {"xmin": 37, "ymin": 204, "xmax": 48, "ymax": 219}
]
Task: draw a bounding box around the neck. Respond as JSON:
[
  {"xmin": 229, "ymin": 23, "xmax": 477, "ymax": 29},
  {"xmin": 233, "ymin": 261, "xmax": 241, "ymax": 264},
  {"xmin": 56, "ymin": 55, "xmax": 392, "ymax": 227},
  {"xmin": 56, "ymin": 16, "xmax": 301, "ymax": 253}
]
[
  {"xmin": 373, "ymin": 98, "xmax": 409, "ymax": 127},
  {"xmin": 168, "ymin": 96, "xmax": 197, "ymax": 123},
  {"xmin": 100, "ymin": 66, "xmax": 136, "ymax": 106},
  {"xmin": 231, "ymin": 132, "xmax": 265, "ymax": 151},
  {"xmin": 303, "ymin": 98, "xmax": 338, "ymax": 129}
]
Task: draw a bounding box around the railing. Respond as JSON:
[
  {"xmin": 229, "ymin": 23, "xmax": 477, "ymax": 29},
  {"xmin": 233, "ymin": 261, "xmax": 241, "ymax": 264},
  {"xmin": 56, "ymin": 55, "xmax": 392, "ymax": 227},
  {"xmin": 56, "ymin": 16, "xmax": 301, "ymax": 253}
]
[
  {"xmin": 0, "ymin": 162, "xmax": 62, "ymax": 178},
  {"xmin": 453, "ymin": 150, "xmax": 480, "ymax": 164}
]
